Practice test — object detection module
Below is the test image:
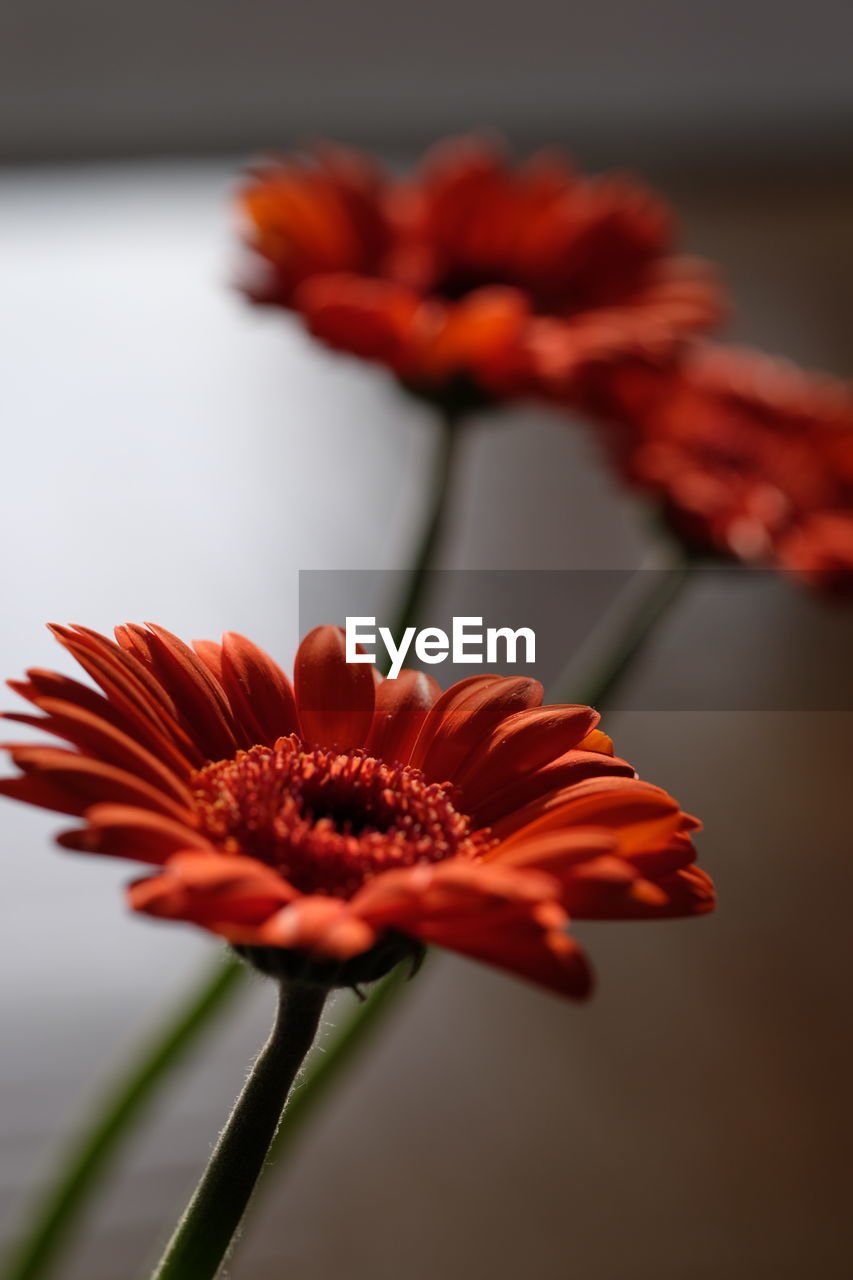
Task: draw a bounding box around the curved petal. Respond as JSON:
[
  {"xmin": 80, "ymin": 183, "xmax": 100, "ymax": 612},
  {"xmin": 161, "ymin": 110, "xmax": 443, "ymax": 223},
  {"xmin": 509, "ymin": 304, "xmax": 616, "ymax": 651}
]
[
  {"xmin": 192, "ymin": 639, "xmax": 225, "ymax": 683},
  {"xmin": 364, "ymin": 668, "xmax": 441, "ymax": 764},
  {"xmin": 470, "ymin": 749, "xmax": 635, "ymax": 827},
  {"xmin": 220, "ymin": 631, "xmax": 300, "ymax": 746},
  {"xmin": 254, "ymin": 896, "xmax": 377, "ymax": 959},
  {"xmin": 294, "ymin": 625, "xmax": 375, "ymax": 749},
  {"xmin": 122, "ymin": 624, "xmax": 241, "ymax": 762},
  {"xmin": 49, "ymin": 627, "xmax": 204, "ymax": 770},
  {"xmin": 423, "ymin": 286, "xmax": 530, "ymax": 382},
  {"xmin": 558, "ymin": 859, "xmax": 715, "ymax": 919},
  {"xmin": 409, "ymin": 676, "xmax": 544, "ymax": 782},
  {"xmin": 3, "ymin": 745, "xmax": 194, "ymax": 821},
  {"xmin": 57, "ymin": 803, "xmax": 212, "ymax": 863},
  {"xmin": 578, "ymin": 728, "xmax": 614, "ymax": 756},
  {"xmin": 4, "ymin": 699, "xmax": 193, "ymax": 804},
  {"xmin": 297, "ymin": 274, "xmax": 424, "ymax": 374},
  {"xmin": 493, "ymin": 776, "xmax": 688, "ymax": 855},
  {"xmin": 556, "ymin": 855, "xmax": 668, "ymax": 918},
  {"xmin": 129, "ymin": 852, "xmax": 297, "ymax": 928},
  {"xmin": 351, "ymin": 859, "xmax": 590, "ymax": 998},
  {"xmin": 495, "ymin": 828, "xmax": 618, "ymax": 873},
  {"xmin": 454, "ymin": 703, "xmax": 601, "ymax": 804},
  {"xmin": 10, "ymin": 669, "xmax": 132, "ymax": 732},
  {"xmin": 416, "ymin": 909, "xmax": 592, "ymax": 1000},
  {"xmin": 352, "ymin": 858, "xmax": 560, "ymax": 928},
  {"xmin": 0, "ymin": 772, "xmax": 86, "ymax": 814}
]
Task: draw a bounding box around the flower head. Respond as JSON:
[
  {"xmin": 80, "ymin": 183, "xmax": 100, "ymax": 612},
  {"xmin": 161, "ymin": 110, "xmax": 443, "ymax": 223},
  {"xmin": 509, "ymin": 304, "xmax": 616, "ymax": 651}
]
[
  {"xmin": 238, "ymin": 137, "xmax": 724, "ymax": 411},
  {"xmin": 599, "ymin": 344, "xmax": 853, "ymax": 584},
  {"xmin": 1, "ymin": 624, "xmax": 713, "ymax": 997}
]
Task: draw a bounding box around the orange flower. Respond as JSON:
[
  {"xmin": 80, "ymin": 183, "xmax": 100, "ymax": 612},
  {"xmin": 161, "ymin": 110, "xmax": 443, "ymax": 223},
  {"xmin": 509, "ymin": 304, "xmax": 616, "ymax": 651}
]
[
  {"xmin": 238, "ymin": 137, "xmax": 724, "ymax": 410},
  {"xmin": 599, "ymin": 344, "xmax": 853, "ymax": 580},
  {"xmin": 1, "ymin": 624, "xmax": 713, "ymax": 998}
]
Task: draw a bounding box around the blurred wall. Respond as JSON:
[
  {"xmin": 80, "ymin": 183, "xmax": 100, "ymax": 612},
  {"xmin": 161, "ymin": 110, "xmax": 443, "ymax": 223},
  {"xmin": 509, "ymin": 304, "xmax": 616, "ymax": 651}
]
[{"xmin": 2, "ymin": 0, "xmax": 853, "ymax": 163}]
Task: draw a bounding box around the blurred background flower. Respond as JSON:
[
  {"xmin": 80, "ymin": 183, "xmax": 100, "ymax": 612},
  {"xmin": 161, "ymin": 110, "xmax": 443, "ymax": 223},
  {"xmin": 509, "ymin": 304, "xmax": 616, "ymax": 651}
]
[
  {"xmin": 2, "ymin": 3, "xmax": 853, "ymax": 1279},
  {"xmin": 594, "ymin": 344, "xmax": 853, "ymax": 582},
  {"xmin": 239, "ymin": 137, "xmax": 723, "ymax": 408}
]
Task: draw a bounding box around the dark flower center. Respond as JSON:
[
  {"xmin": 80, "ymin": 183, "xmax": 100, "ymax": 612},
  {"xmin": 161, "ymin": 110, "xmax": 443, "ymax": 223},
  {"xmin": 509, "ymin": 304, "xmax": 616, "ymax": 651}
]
[{"xmin": 192, "ymin": 737, "xmax": 491, "ymax": 899}]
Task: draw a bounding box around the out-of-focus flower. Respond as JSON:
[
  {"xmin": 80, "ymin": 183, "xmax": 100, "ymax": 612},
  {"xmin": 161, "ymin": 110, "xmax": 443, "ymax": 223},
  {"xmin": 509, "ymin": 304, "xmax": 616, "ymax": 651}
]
[
  {"xmin": 1, "ymin": 624, "xmax": 712, "ymax": 998},
  {"xmin": 238, "ymin": 137, "xmax": 724, "ymax": 410},
  {"xmin": 598, "ymin": 344, "xmax": 853, "ymax": 581}
]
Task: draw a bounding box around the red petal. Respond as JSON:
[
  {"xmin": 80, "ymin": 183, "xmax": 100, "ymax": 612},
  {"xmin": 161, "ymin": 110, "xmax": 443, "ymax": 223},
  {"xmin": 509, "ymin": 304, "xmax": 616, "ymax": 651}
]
[
  {"xmin": 255, "ymin": 896, "xmax": 377, "ymax": 958},
  {"xmin": 455, "ymin": 703, "xmax": 601, "ymax": 805},
  {"xmin": 220, "ymin": 632, "xmax": 300, "ymax": 746},
  {"xmin": 495, "ymin": 828, "xmax": 617, "ymax": 874},
  {"xmin": 58, "ymin": 804, "xmax": 211, "ymax": 863},
  {"xmin": 294, "ymin": 626, "xmax": 375, "ymax": 749},
  {"xmin": 410, "ymin": 676, "xmax": 543, "ymax": 781},
  {"xmin": 129, "ymin": 852, "xmax": 296, "ymax": 928},
  {"xmin": 353, "ymin": 858, "xmax": 559, "ymax": 929},
  {"xmin": 6, "ymin": 746, "xmax": 193, "ymax": 821},
  {"xmin": 352, "ymin": 859, "xmax": 589, "ymax": 997},
  {"xmin": 558, "ymin": 859, "xmax": 715, "ymax": 919},
  {"xmin": 297, "ymin": 274, "xmax": 423, "ymax": 373},
  {"xmin": 494, "ymin": 777, "xmax": 686, "ymax": 854},
  {"xmin": 0, "ymin": 772, "xmax": 84, "ymax": 814},
  {"xmin": 127, "ymin": 624, "xmax": 240, "ymax": 761},
  {"xmin": 364, "ymin": 668, "xmax": 441, "ymax": 764},
  {"xmin": 416, "ymin": 911, "xmax": 592, "ymax": 1000},
  {"xmin": 192, "ymin": 639, "xmax": 224, "ymax": 683},
  {"xmin": 470, "ymin": 748, "xmax": 635, "ymax": 827},
  {"xmin": 4, "ymin": 699, "xmax": 192, "ymax": 803},
  {"xmin": 49, "ymin": 628, "xmax": 203, "ymax": 770}
]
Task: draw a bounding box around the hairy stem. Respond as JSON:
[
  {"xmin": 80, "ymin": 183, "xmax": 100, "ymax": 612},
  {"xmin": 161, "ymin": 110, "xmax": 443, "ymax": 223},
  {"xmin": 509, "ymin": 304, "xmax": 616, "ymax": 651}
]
[{"xmin": 147, "ymin": 982, "xmax": 327, "ymax": 1280}]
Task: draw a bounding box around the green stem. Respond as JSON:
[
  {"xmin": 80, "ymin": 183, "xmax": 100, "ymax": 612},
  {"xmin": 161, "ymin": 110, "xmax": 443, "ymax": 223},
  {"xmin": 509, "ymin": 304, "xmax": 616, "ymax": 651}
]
[
  {"xmin": 384, "ymin": 409, "xmax": 462, "ymax": 666},
  {"xmin": 148, "ymin": 982, "xmax": 327, "ymax": 1280},
  {"xmin": 2, "ymin": 957, "xmax": 245, "ymax": 1280},
  {"xmin": 266, "ymin": 956, "xmax": 412, "ymax": 1164}
]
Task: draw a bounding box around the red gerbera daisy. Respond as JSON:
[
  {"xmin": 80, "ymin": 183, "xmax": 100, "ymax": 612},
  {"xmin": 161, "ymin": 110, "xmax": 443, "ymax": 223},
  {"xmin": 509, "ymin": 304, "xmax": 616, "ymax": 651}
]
[
  {"xmin": 1, "ymin": 624, "xmax": 713, "ymax": 998},
  {"xmin": 599, "ymin": 343, "xmax": 853, "ymax": 582},
  {"xmin": 238, "ymin": 137, "xmax": 724, "ymax": 411}
]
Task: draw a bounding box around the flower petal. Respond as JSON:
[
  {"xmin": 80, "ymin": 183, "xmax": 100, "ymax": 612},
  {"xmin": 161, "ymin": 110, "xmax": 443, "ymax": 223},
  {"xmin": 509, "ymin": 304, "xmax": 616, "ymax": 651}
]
[
  {"xmin": 4, "ymin": 699, "xmax": 193, "ymax": 805},
  {"xmin": 49, "ymin": 626, "xmax": 204, "ymax": 770},
  {"xmin": 410, "ymin": 676, "xmax": 544, "ymax": 781},
  {"xmin": 417, "ymin": 910, "xmax": 592, "ymax": 1000},
  {"xmin": 121, "ymin": 624, "xmax": 241, "ymax": 761},
  {"xmin": 364, "ymin": 667, "xmax": 441, "ymax": 764},
  {"xmin": 297, "ymin": 274, "xmax": 424, "ymax": 374},
  {"xmin": 494, "ymin": 776, "xmax": 687, "ymax": 855},
  {"xmin": 352, "ymin": 859, "xmax": 590, "ymax": 997},
  {"xmin": 58, "ymin": 803, "xmax": 212, "ymax": 862},
  {"xmin": 220, "ymin": 632, "xmax": 300, "ymax": 746},
  {"xmin": 129, "ymin": 852, "xmax": 297, "ymax": 928},
  {"xmin": 3, "ymin": 745, "xmax": 193, "ymax": 821},
  {"xmin": 294, "ymin": 625, "xmax": 375, "ymax": 749},
  {"xmin": 254, "ymin": 896, "xmax": 377, "ymax": 959},
  {"xmin": 192, "ymin": 639, "xmax": 225, "ymax": 683},
  {"xmin": 470, "ymin": 749, "xmax": 635, "ymax": 827}
]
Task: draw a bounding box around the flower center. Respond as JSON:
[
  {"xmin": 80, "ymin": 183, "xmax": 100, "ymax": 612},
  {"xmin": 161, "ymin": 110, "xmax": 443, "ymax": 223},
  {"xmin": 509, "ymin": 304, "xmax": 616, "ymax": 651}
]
[{"xmin": 191, "ymin": 737, "xmax": 491, "ymax": 899}]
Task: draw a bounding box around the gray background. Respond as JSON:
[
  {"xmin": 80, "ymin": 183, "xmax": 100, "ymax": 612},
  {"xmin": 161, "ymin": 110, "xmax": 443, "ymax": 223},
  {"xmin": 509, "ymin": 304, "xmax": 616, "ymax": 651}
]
[
  {"xmin": 1, "ymin": 4, "xmax": 852, "ymax": 1278},
  {"xmin": 1, "ymin": 0, "xmax": 853, "ymax": 165}
]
